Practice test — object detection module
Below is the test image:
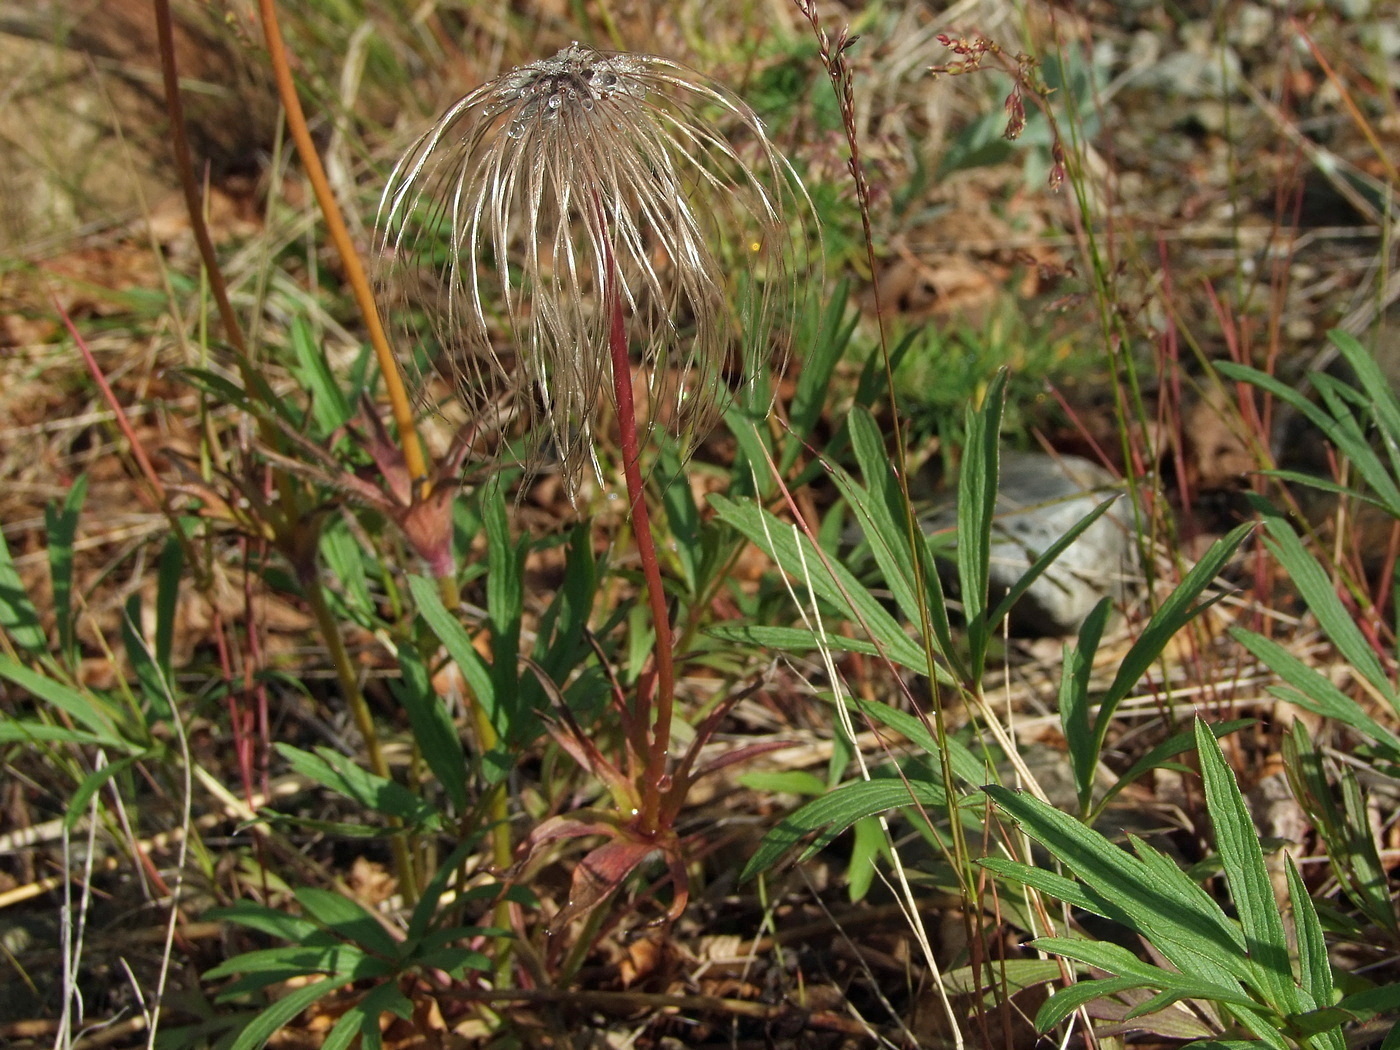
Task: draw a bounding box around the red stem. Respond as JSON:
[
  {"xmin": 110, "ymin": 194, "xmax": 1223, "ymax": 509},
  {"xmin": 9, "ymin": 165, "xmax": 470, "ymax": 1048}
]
[{"xmin": 606, "ymin": 277, "xmax": 675, "ymax": 833}]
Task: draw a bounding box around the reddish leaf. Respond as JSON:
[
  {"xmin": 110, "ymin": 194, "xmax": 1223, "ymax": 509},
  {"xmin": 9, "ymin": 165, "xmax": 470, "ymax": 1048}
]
[{"xmin": 549, "ymin": 836, "xmax": 661, "ymax": 933}]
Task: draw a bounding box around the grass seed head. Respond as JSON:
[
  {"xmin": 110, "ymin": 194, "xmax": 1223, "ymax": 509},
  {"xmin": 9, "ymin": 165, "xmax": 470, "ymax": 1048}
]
[{"xmin": 376, "ymin": 42, "xmax": 811, "ymax": 499}]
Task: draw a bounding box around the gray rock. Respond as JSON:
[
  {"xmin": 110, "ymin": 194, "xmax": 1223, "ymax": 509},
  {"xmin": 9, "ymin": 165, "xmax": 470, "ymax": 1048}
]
[{"xmin": 928, "ymin": 451, "xmax": 1136, "ymax": 637}]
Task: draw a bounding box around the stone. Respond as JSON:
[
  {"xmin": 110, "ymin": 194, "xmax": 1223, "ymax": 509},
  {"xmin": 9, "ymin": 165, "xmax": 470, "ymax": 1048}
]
[{"xmin": 928, "ymin": 451, "xmax": 1136, "ymax": 637}]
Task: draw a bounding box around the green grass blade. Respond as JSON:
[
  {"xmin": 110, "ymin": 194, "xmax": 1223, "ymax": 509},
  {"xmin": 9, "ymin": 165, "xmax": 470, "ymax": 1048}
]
[
  {"xmin": 0, "ymin": 656, "xmax": 124, "ymax": 745},
  {"xmin": 294, "ymin": 887, "xmax": 400, "ymax": 958},
  {"xmin": 64, "ymin": 754, "xmax": 142, "ymax": 830},
  {"xmin": 0, "ymin": 528, "xmax": 47, "ymax": 654},
  {"xmin": 741, "ymin": 777, "xmax": 946, "ymax": 881},
  {"xmin": 391, "ymin": 645, "xmax": 467, "ymax": 812},
  {"xmin": 273, "ymin": 744, "xmax": 439, "ymax": 831},
  {"xmin": 957, "ymin": 370, "xmax": 1006, "ymax": 678},
  {"xmin": 1232, "ymin": 625, "xmax": 1400, "ymax": 761},
  {"xmin": 984, "ymin": 785, "xmax": 1250, "ymax": 982},
  {"xmin": 1257, "ymin": 510, "xmax": 1394, "ymax": 706},
  {"xmin": 780, "ymin": 279, "xmax": 852, "ymax": 475},
  {"xmin": 1094, "ymin": 522, "xmax": 1253, "ymax": 753},
  {"xmin": 1060, "ymin": 597, "xmax": 1110, "ymax": 813},
  {"xmin": 226, "ymin": 975, "xmax": 356, "ymax": 1050},
  {"xmin": 288, "ymin": 317, "xmax": 353, "ymax": 437},
  {"xmin": 45, "ymin": 474, "xmax": 87, "ymax": 660},
  {"xmin": 1193, "ymin": 720, "xmax": 1298, "ymax": 1013},
  {"xmin": 122, "ymin": 593, "xmax": 170, "ymax": 719},
  {"xmin": 658, "ymin": 442, "xmax": 700, "ymax": 593},
  {"xmin": 1285, "ymin": 856, "xmax": 1334, "ymax": 1020},
  {"xmin": 709, "ymin": 496, "xmax": 933, "ymax": 675}
]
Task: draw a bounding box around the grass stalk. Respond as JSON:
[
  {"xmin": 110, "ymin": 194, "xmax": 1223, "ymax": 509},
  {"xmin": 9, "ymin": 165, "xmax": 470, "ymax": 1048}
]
[{"xmin": 254, "ymin": 0, "xmax": 432, "ymax": 500}]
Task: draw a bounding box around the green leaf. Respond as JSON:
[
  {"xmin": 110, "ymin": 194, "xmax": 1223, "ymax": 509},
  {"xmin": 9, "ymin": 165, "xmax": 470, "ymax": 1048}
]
[
  {"xmin": 1286, "ymin": 857, "xmax": 1336, "ymax": 1022},
  {"xmin": 707, "ymin": 623, "xmax": 940, "ymax": 677},
  {"xmin": 0, "ymin": 528, "xmax": 46, "ymax": 654},
  {"xmin": 321, "ymin": 983, "xmax": 412, "ymax": 1050},
  {"xmin": 1233, "ymin": 626, "xmax": 1400, "ymax": 759},
  {"xmin": 412, "ymin": 946, "xmax": 492, "ymax": 977},
  {"xmin": 408, "ymin": 574, "xmax": 509, "ymax": 782},
  {"xmin": 709, "ymin": 496, "xmax": 934, "ymax": 676},
  {"xmin": 46, "ymin": 474, "xmax": 88, "ymax": 659},
  {"xmin": 987, "ymin": 497, "xmax": 1121, "ymax": 634},
  {"xmin": 208, "ymin": 900, "xmax": 324, "ymax": 944},
  {"xmin": 941, "ymin": 958, "xmax": 1069, "ymax": 999},
  {"xmin": 976, "ymin": 856, "xmax": 1101, "ymax": 914},
  {"xmin": 1335, "ymin": 980, "xmax": 1400, "ymax": 1020},
  {"xmin": 1094, "ymin": 523, "xmax": 1253, "ymax": 753},
  {"xmin": 848, "ymin": 697, "xmax": 986, "ymax": 785},
  {"xmin": 658, "ymin": 442, "xmax": 701, "ymax": 592},
  {"xmin": 1035, "ymin": 974, "xmax": 1146, "ymax": 1031},
  {"xmin": 483, "ymin": 480, "xmax": 524, "ymax": 666},
  {"xmin": 288, "ymin": 317, "xmax": 353, "ymax": 437},
  {"xmin": 274, "ymin": 744, "xmax": 439, "ymax": 831},
  {"xmin": 957, "ymin": 370, "xmax": 1006, "ymax": 678},
  {"xmin": 320, "ymin": 518, "xmax": 375, "ymax": 621},
  {"xmin": 1216, "ymin": 356, "xmax": 1400, "ymax": 514},
  {"xmin": 391, "ymin": 645, "xmax": 466, "ymax": 812},
  {"xmin": 122, "ymin": 593, "xmax": 170, "ymax": 720},
  {"xmin": 1033, "ymin": 937, "xmax": 1253, "ymax": 1008},
  {"xmin": 205, "ymin": 944, "xmax": 369, "ymax": 981},
  {"xmin": 737, "ymin": 770, "xmax": 827, "ymax": 795},
  {"xmin": 847, "ymin": 815, "xmax": 888, "ymax": 901},
  {"xmin": 984, "ymin": 785, "xmax": 1250, "ymax": 984},
  {"xmin": 1060, "ymin": 597, "xmax": 1110, "ymax": 812},
  {"xmin": 64, "ymin": 754, "xmax": 143, "ymax": 829},
  {"xmin": 226, "ymin": 975, "xmax": 357, "ymax": 1050},
  {"xmin": 405, "ymin": 837, "xmax": 485, "ymax": 945},
  {"xmin": 0, "ymin": 721, "xmax": 112, "ymax": 746},
  {"xmin": 780, "ymin": 279, "xmax": 853, "ymax": 475},
  {"xmin": 154, "ymin": 538, "xmax": 182, "ymax": 673},
  {"xmin": 294, "ymin": 887, "xmax": 400, "ymax": 958},
  {"xmin": 1195, "ymin": 720, "xmax": 1297, "ymax": 1012},
  {"xmin": 1095, "ymin": 719, "xmax": 1253, "ymax": 818},
  {"xmin": 0, "ymin": 657, "xmax": 125, "ymax": 746},
  {"xmin": 1257, "ymin": 509, "xmax": 1394, "ymax": 708},
  {"xmin": 1328, "ymin": 330, "xmax": 1400, "ymax": 447},
  {"xmin": 742, "ymin": 777, "xmax": 946, "ymax": 881}
]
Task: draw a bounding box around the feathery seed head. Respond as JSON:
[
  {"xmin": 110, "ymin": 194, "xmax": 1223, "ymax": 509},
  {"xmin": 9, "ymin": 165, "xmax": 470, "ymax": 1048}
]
[{"xmin": 376, "ymin": 43, "xmax": 812, "ymax": 499}]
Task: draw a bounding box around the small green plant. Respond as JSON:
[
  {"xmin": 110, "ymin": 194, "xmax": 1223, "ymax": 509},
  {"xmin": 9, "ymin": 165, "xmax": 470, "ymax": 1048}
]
[
  {"xmin": 982, "ymin": 720, "xmax": 1400, "ymax": 1049},
  {"xmin": 374, "ymin": 40, "xmax": 813, "ymax": 926},
  {"xmin": 204, "ymin": 841, "xmax": 501, "ymax": 1050}
]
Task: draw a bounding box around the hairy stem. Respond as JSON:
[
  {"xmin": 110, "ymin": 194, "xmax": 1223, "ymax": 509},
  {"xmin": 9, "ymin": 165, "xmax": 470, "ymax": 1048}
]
[{"xmin": 606, "ymin": 276, "xmax": 675, "ymax": 833}]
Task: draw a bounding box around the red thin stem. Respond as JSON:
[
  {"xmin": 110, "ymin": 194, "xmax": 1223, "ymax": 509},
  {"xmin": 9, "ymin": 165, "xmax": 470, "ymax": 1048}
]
[{"xmin": 606, "ymin": 275, "xmax": 675, "ymax": 833}]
